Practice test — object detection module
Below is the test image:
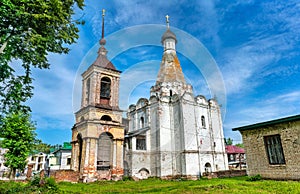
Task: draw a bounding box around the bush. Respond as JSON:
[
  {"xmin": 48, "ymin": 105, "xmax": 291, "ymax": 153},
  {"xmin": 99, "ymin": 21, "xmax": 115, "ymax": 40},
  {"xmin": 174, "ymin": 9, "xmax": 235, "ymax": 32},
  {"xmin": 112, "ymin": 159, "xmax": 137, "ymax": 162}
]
[
  {"xmin": 247, "ymin": 174, "xmax": 262, "ymax": 181},
  {"xmin": 27, "ymin": 173, "xmax": 59, "ymax": 193},
  {"xmin": 30, "ymin": 174, "xmax": 41, "ymax": 186},
  {"xmin": 44, "ymin": 177, "xmax": 59, "ymax": 191},
  {"xmin": 0, "ymin": 181, "xmax": 24, "ymax": 193},
  {"xmin": 122, "ymin": 176, "xmax": 133, "ymax": 181}
]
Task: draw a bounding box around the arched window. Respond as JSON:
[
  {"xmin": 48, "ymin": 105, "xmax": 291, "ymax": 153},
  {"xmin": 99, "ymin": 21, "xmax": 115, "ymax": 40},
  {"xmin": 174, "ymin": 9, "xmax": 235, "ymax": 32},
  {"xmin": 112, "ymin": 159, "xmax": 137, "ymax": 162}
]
[
  {"xmin": 140, "ymin": 117, "xmax": 144, "ymax": 128},
  {"xmin": 77, "ymin": 134, "xmax": 83, "ymax": 171},
  {"xmin": 169, "ymin": 90, "xmax": 173, "ymax": 97},
  {"xmin": 100, "ymin": 77, "xmax": 111, "ymax": 98},
  {"xmin": 100, "ymin": 115, "xmax": 112, "ymax": 121},
  {"xmin": 201, "ymin": 116, "xmax": 206, "ymax": 128},
  {"xmin": 97, "ymin": 133, "xmax": 113, "ymax": 170}
]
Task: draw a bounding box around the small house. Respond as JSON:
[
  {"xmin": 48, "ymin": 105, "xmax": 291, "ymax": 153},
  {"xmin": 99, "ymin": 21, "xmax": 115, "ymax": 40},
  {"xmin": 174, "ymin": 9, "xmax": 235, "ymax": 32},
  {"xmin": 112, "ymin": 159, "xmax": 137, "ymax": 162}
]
[
  {"xmin": 225, "ymin": 145, "xmax": 246, "ymax": 169},
  {"xmin": 233, "ymin": 114, "xmax": 300, "ymax": 180},
  {"xmin": 46, "ymin": 142, "xmax": 72, "ymax": 170}
]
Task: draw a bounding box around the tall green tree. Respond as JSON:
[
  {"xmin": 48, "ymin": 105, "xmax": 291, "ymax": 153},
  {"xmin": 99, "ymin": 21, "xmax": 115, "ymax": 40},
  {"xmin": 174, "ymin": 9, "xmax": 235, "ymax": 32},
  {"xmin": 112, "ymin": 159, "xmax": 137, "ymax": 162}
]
[
  {"xmin": 0, "ymin": 0, "xmax": 84, "ymax": 114},
  {"xmin": 1, "ymin": 111, "xmax": 36, "ymax": 179},
  {"xmin": 0, "ymin": 0, "xmax": 84, "ymax": 178}
]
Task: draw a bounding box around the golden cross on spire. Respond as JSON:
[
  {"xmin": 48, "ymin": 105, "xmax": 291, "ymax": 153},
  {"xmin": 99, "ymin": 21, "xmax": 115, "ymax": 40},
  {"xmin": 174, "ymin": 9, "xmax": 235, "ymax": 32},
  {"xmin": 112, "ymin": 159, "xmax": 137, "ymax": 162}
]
[
  {"xmin": 166, "ymin": 15, "xmax": 170, "ymax": 29},
  {"xmin": 102, "ymin": 9, "xmax": 106, "ymax": 16}
]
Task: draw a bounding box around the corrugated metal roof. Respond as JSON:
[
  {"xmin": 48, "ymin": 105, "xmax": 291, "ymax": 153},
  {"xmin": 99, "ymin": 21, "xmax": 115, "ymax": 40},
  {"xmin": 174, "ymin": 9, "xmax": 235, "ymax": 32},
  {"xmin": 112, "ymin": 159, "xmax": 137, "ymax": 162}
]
[{"xmin": 225, "ymin": 145, "xmax": 245, "ymax": 154}]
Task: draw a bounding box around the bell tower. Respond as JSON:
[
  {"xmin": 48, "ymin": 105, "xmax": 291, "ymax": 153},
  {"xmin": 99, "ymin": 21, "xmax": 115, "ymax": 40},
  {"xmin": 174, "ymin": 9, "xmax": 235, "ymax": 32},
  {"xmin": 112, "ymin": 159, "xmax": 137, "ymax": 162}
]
[{"xmin": 71, "ymin": 9, "xmax": 124, "ymax": 181}]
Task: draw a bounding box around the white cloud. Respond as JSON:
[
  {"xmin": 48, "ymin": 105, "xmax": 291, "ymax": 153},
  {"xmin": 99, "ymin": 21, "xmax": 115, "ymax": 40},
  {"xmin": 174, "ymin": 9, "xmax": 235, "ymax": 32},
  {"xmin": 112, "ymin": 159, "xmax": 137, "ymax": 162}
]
[
  {"xmin": 227, "ymin": 90, "xmax": 300, "ymax": 129},
  {"xmin": 119, "ymin": 60, "xmax": 159, "ymax": 109},
  {"xmin": 265, "ymin": 91, "xmax": 300, "ymax": 105},
  {"xmin": 220, "ymin": 31, "xmax": 294, "ymax": 95}
]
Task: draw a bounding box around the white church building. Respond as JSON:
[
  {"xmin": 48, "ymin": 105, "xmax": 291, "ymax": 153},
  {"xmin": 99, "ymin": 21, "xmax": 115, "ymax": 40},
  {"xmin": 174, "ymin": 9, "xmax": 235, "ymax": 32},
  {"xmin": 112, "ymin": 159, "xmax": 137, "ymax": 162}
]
[{"xmin": 124, "ymin": 18, "xmax": 228, "ymax": 179}]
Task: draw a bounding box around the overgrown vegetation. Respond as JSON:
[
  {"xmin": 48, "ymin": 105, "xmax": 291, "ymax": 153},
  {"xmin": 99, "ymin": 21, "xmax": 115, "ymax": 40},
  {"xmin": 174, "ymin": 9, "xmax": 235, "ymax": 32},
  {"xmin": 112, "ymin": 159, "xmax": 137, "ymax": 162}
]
[
  {"xmin": 1, "ymin": 176, "xmax": 299, "ymax": 193},
  {"xmin": 0, "ymin": 175, "xmax": 59, "ymax": 193},
  {"xmin": 247, "ymin": 174, "xmax": 262, "ymax": 181}
]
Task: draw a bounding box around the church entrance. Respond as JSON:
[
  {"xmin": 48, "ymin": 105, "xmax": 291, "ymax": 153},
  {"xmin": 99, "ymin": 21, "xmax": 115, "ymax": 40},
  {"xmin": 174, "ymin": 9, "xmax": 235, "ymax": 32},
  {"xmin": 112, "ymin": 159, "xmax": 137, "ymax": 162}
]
[{"xmin": 204, "ymin": 162, "xmax": 212, "ymax": 173}]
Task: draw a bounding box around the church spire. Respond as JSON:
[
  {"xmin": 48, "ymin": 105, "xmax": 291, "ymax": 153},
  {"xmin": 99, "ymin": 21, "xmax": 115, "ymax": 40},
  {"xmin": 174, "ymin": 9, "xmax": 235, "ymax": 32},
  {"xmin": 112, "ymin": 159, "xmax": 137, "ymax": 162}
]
[
  {"xmin": 98, "ymin": 9, "xmax": 107, "ymax": 56},
  {"xmin": 91, "ymin": 9, "xmax": 118, "ymax": 71},
  {"xmin": 100, "ymin": 9, "xmax": 106, "ymax": 46},
  {"xmin": 156, "ymin": 15, "xmax": 185, "ymax": 85}
]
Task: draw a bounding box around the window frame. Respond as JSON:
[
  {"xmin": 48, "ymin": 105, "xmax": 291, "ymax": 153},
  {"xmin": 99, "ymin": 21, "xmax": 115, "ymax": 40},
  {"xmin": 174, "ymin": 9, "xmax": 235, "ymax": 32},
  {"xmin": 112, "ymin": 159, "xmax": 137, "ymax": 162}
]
[
  {"xmin": 100, "ymin": 77, "xmax": 111, "ymax": 99},
  {"xmin": 67, "ymin": 158, "xmax": 71, "ymax": 165},
  {"xmin": 140, "ymin": 116, "xmax": 145, "ymax": 128},
  {"xmin": 136, "ymin": 136, "xmax": 146, "ymax": 150},
  {"xmin": 201, "ymin": 115, "xmax": 206, "ymax": 128},
  {"xmin": 264, "ymin": 134, "xmax": 285, "ymax": 165}
]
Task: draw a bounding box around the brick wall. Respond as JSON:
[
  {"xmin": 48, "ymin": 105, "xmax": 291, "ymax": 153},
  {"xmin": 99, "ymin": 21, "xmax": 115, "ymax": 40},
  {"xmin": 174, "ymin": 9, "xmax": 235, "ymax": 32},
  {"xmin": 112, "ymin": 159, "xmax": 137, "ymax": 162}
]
[
  {"xmin": 241, "ymin": 121, "xmax": 300, "ymax": 180},
  {"xmin": 50, "ymin": 170, "xmax": 79, "ymax": 182}
]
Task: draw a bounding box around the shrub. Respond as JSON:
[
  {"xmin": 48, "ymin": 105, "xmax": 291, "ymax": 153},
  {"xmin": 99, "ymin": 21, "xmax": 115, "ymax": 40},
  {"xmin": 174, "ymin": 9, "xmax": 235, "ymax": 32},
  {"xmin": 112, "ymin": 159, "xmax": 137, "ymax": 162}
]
[
  {"xmin": 0, "ymin": 181, "xmax": 24, "ymax": 193},
  {"xmin": 122, "ymin": 176, "xmax": 133, "ymax": 181},
  {"xmin": 43, "ymin": 177, "xmax": 59, "ymax": 191},
  {"xmin": 28, "ymin": 173, "xmax": 59, "ymax": 193},
  {"xmin": 247, "ymin": 174, "xmax": 262, "ymax": 181},
  {"xmin": 30, "ymin": 174, "xmax": 41, "ymax": 186}
]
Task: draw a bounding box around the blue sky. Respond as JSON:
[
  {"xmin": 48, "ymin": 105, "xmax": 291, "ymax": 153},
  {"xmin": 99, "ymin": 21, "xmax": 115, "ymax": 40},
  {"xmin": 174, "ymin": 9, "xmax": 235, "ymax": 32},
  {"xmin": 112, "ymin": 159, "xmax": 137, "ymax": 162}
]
[{"xmin": 27, "ymin": 0, "xmax": 300, "ymax": 145}]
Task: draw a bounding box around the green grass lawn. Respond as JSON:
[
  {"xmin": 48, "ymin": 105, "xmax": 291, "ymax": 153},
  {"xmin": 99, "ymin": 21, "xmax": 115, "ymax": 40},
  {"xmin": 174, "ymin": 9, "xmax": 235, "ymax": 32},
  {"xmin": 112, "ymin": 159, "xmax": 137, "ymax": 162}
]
[{"xmin": 1, "ymin": 176, "xmax": 300, "ymax": 194}]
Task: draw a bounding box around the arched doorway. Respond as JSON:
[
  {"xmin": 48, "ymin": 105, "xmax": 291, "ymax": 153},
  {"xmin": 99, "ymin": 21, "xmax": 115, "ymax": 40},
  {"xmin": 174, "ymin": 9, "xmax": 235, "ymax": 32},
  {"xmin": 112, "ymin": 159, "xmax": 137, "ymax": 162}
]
[
  {"xmin": 204, "ymin": 162, "xmax": 212, "ymax": 173},
  {"xmin": 138, "ymin": 168, "xmax": 150, "ymax": 179},
  {"xmin": 77, "ymin": 134, "xmax": 83, "ymax": 171},
  {"xmin": 97, "ymin": 132, "xmax": 113, "ymax": 170}
]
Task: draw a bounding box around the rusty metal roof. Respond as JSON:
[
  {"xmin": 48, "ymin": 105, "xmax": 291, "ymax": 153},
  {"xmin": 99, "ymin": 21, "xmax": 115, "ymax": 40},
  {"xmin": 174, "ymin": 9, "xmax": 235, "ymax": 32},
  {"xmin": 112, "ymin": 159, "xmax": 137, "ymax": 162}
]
[{"xmin": 92, "ymin": 46, "xmax": 118, "ymax": 71}]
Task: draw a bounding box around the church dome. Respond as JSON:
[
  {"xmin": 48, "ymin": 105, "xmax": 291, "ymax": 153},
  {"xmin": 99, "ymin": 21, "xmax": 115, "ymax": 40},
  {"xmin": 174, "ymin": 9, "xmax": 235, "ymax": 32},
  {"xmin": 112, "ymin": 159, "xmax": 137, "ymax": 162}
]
[{"xmin": 161, "ymin": 29, "xmax": 177, "ymax": 44}]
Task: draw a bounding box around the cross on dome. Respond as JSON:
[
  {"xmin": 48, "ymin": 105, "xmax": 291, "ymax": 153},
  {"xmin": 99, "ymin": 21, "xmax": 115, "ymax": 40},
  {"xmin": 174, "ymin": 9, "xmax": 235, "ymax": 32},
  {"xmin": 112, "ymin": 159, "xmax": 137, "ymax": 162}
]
[{"xmin": 166, "ymin": 15, "xmax": 170, "ymax": 29}]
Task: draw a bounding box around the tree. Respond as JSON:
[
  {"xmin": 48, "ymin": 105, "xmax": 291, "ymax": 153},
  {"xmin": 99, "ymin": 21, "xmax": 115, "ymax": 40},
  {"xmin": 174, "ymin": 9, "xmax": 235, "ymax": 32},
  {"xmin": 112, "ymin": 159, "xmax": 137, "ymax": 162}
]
[
  {"xmin": 0, "ymin": 0, "xmax": 84, "ymax": 114},
  {"xmin": 1, "ymin": 111, "xmax": 36, "ymax": 179},
  {"xmin": 0, "ymin": 0, "xmax": 84, "ymax": 178},
  {"xmin": 32, "ymin": 139, "xmax": 52, "ymax": 154},
  {"xmin": 225, "ymin": 138, "xmax": 233, "ymax": 145},
  {"xmin": 235, "ymin": 143, "xmax": 244, "ymax": 148}
]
